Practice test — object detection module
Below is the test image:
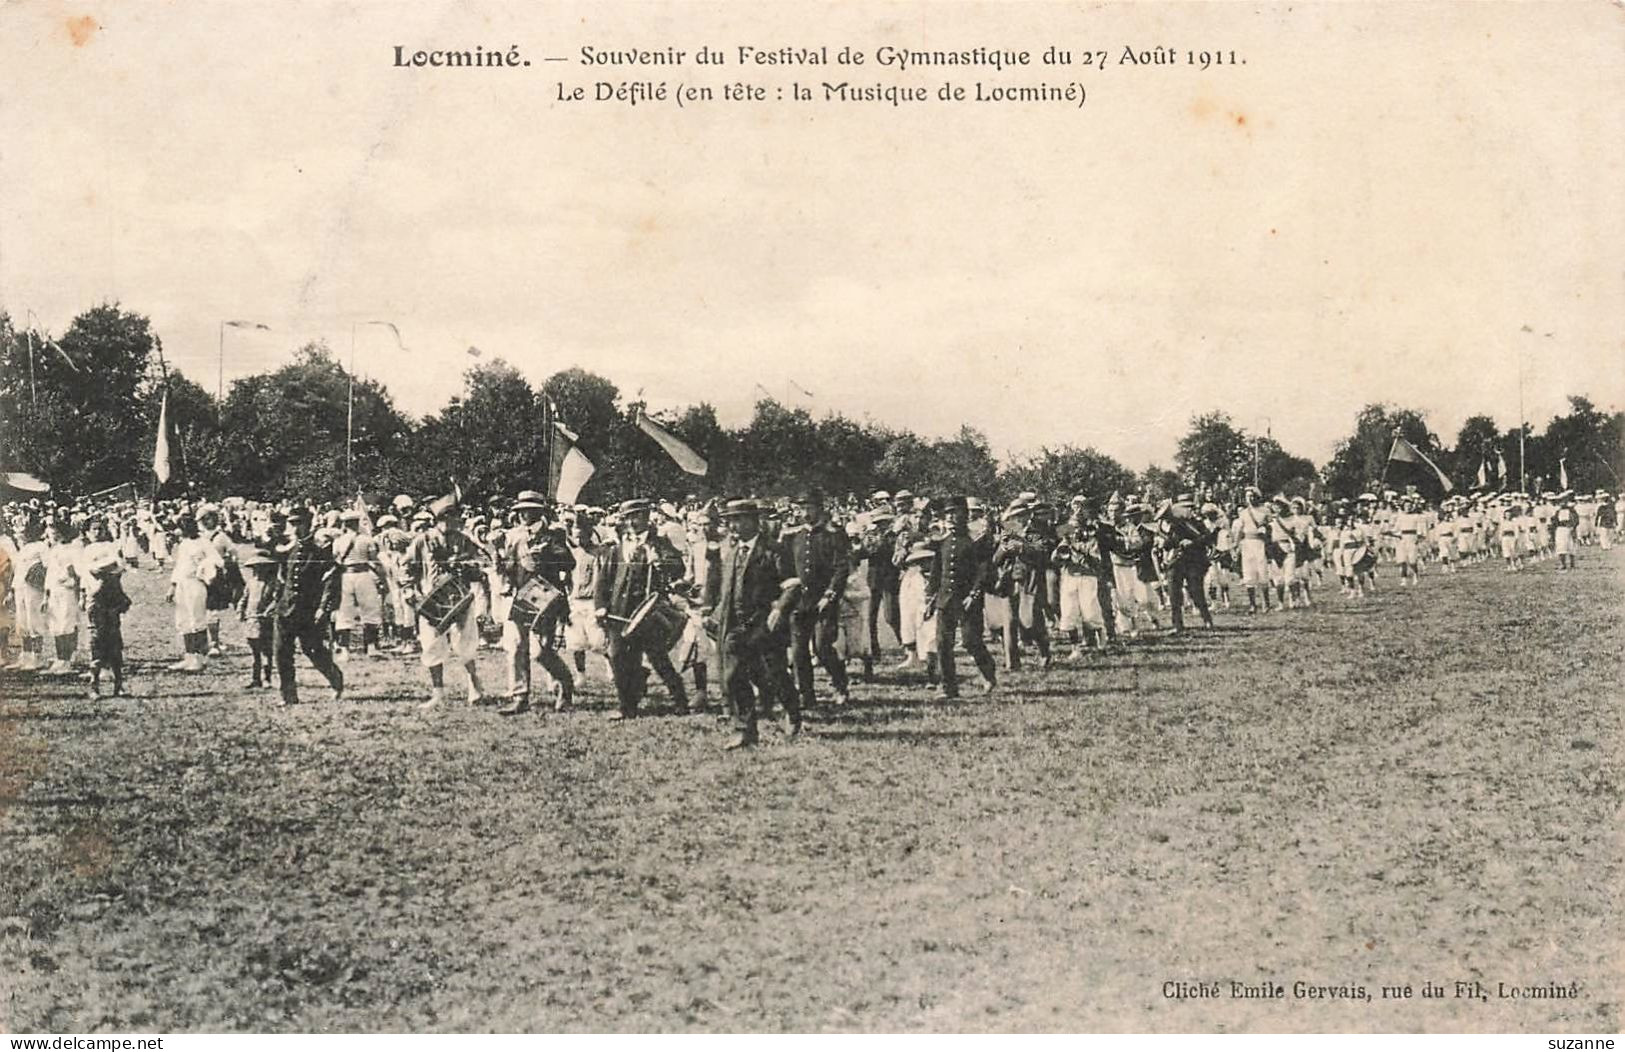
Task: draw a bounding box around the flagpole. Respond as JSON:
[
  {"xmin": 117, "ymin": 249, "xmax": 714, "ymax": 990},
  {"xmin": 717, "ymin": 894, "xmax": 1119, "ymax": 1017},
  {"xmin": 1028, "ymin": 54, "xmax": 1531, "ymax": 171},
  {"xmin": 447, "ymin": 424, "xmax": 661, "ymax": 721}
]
[
  {"xmin": 24, "ymin": 328, "xmax": 36, "ymax": 409},
  {"xmin": 348, "ymin": 322, "xmax": 356, "ymax": 490}
]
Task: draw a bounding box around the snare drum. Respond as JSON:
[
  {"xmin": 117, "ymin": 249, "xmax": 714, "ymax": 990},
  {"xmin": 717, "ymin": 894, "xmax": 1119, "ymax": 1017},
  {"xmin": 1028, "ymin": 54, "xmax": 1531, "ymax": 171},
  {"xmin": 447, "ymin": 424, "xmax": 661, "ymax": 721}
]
[
  {"xmin": 624, "ymin": 593, "xmax": 688, "ymax": 653},
  {"xmin": 509, "ymin": 577, "xmax": 567, "ymax": 634},
  {"xmin": 416, "ymin": 573, "xmax": 475, "ymax": 633}
]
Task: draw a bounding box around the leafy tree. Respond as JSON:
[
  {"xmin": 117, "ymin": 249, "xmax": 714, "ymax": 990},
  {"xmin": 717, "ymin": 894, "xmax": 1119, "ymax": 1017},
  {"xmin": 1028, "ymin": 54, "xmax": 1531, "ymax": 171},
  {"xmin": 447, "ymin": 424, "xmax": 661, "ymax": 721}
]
[
  {"xmin": 1322, "ymin": 404, "xmax": 1439, "ymax": 498},
  {"xmin": 1175, "ymin": 412, "xmax": 1250, "ymax": 492},
  {"xmin": 0, "ymin": 304, "xmax": 160, "ymax": 493},
  {"xmin": 1538, "ymin": 396, "xmax": 1623, "ymax": 495},
  {"xmin": 996, "ymin": 446, "xmax": 1137, "ymax": 506},
  {"xmin": 217, "ymin": 342, "xmax": 411, "ymax": 501},
  {"xmin": 1452, "ymin": 414, "xmax": 1502, "ymax": 490},
  {"xmin": 413, "ymin": 359, "xmax": 547, "ymax": 500},
  {"xmin": 875, "ymin": 425, "xmax": 999, "ymax": 500}
]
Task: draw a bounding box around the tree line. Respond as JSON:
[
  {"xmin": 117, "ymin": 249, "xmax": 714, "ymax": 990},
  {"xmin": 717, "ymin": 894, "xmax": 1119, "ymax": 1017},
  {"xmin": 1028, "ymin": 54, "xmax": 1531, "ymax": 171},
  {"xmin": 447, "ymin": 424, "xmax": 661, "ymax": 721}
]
[{"xmin": 1, "ymin": 304, "xmax": 1620, "ymax": 505}]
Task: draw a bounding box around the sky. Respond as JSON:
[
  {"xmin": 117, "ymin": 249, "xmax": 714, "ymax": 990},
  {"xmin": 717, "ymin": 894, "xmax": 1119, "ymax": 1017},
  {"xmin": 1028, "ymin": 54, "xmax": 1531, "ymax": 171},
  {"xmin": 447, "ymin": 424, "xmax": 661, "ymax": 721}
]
[{"xmin": 2, "ymin": 1, "xmax": 1621, "ymax": 471}]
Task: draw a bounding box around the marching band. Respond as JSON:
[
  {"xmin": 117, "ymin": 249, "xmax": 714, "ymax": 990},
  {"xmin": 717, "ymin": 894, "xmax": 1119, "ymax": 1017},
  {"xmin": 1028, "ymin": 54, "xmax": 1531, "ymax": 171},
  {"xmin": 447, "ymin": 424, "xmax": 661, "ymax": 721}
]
[{"xmin": 0, "ymin": 484, "xmax": 1617, "ymax": 750}]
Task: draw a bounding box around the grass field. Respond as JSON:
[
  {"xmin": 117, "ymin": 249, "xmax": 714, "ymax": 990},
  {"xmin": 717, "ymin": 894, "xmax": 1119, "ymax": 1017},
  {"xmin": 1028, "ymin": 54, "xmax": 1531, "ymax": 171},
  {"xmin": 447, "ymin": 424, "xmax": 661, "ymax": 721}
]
[{"xmin": 1, "ymin": 550, "xmax": 1620, "ymax": 1033}]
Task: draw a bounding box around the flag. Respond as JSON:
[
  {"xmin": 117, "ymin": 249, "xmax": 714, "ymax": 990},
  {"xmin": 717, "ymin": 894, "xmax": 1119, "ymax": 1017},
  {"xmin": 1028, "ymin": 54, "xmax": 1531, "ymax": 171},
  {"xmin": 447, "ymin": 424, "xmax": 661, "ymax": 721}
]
[
  {"xmin": 43, "ymin": 338, "xmax": 78, "ymax": 372},
  {"xmin": 549, "ymin": 422, "xmax": 595, "ymax": 504},
  {"xmin": 363, "ymin": 320, "xmax": 408, "ymax": 351},
  {"xmin": 1387, "ymin": 435, "xmax": 1453, "ymax": 492},
  {"xmin": 1497, "ymin": 450, "xmax": 1509, "ymax": 487},
  {"xmin": 354, "ymin": 492, "xmax": 374, "ymax": 533},
  {"xmin": 1476, "ymin": 459, "xmax": 1488, "ymax": 489},
  {"xmin": 636, "ymin": 410, "xmax": 708, "ymax": 476},
  {"xmin": 154, "ymin": 389, "xmax": 172, "ymax": 484},
  {"xmin": 1559, "ymin": 457, "xmax": 1569, "ymax": 490}
]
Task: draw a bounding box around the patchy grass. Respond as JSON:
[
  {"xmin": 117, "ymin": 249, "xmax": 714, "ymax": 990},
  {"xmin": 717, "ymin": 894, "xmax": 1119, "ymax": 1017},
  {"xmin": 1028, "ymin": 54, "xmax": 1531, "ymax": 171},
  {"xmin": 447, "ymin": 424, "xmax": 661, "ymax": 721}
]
[{"xmin": 1, "ymin": 553, "xmax": 1620, "ymax": 1032}]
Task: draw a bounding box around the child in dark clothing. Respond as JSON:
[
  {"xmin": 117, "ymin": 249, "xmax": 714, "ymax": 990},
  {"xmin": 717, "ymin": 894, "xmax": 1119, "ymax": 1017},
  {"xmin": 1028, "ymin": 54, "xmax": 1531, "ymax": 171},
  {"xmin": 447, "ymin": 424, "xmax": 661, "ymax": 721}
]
[{"xmin": 85, "ymin": 551, "xmax": 131, "ymax": 698}]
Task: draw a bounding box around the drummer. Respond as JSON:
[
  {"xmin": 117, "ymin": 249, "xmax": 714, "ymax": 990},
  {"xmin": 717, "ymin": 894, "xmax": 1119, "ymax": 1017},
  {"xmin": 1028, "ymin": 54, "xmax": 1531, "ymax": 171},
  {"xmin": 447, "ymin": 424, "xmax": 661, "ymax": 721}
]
[
  {"xmin": 495, "ymin": 490, "xmax": 576, "ymax": 716},
  {"xmin": 403, "ymin": 493, "xmax": 493, "ymax": 710},
  {"xmin": 593, "ymin": 498, "xmax": 691, "ymax": 720}
]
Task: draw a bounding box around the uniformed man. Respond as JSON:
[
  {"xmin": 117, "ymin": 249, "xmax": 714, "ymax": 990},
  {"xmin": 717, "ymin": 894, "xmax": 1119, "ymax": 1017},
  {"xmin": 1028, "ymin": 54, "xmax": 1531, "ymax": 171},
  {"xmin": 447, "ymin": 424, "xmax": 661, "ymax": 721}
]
[
  {"xmin": 781, "ymin": 489, "xmax": 854, "ymax": 708},
  {"xmin": 403, "ymin": 496, "xmax": 492, "ymax": 710},
  {"xmin": 992, "ymin": 498, "xmax": 1054, "ymax": 670},
  {"xmin": 594, "ymin": 498, "xmax": 691, "ymax": 720},
  {"xmin": 272, "ymin": 507, "xmax": 344, "ymax": 707},
  {"xmin": 856, "ymin": 506, "xmax": 900, "ymax": 676},
  {"xmin": 331, "ymin": 509, "xmax": 387, "ymax": 660},
  {"xmin": 1056, "ymin": 495, "xmax": 1109, "ymax": 659},
  {"xmin": 495, "ymin": 490, "xmax": 576, "ymax": 715},
  {"xmin": 1157, "ymin": 494, "xmax": 1217, "ymax": 633},
  {"xmin": 702, "ymin": 499, "xmax": 797, "ymax": 750},
  {"xmin": 926, "ymin": 495, "xmax": 997, "ymax": 700}
]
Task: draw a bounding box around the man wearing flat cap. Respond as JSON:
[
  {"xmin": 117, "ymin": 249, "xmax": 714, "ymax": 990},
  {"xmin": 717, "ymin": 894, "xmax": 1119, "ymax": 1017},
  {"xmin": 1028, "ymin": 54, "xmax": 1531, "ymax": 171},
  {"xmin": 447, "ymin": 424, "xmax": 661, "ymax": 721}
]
[
  {"xmin": 702, "ymin": 499, "xmax": 797, "ymax": 748},
  {"xmin": 926, "ymin": 495, "xmax": 997, "ymax": 699},
  {"xmin": 782, "ymin": 489, "xmax": 854, "ymax": 708},
  {"xmin": 594, "ymin": 498, "xmax": 690, "ymax": 719}
]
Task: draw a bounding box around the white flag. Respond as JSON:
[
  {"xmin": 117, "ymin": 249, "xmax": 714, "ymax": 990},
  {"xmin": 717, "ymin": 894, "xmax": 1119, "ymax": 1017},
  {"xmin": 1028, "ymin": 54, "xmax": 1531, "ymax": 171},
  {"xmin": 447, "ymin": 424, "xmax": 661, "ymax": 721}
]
[
  {"xmin": 154, "ymin": 390, "xmax": 172, "ymax": 484},
  {"xmin": 552, "ymin": 422, "xmax": 595, "ymax": 505}
]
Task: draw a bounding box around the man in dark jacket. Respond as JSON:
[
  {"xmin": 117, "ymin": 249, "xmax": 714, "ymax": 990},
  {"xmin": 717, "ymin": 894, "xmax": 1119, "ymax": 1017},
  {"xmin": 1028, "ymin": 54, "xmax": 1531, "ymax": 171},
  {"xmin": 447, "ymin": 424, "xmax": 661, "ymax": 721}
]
[
  {"xmin": 273, "ymin": 506, "xmax": 343, "ymax": 707},
  {"xmin": 702, "ymin": 499, "xmax": 796, "ymax": 750},
  {"xmin": 856, "ymin": 500, "xmax": 900, "ymax": 676},
  {"xmin": 927, "ymin": 495, "xmax": 997, "ymax": 700},
  {"xmin": 1158, "ymin": 494, "xmax": 1217, "ymax": 632},
  {"xmin": 594, "ymin": 498, "xmax": 690, "ymax": 719},
  {"xmin": 783, "ymin": 489, "xmax": 853, "ymax": 709}
]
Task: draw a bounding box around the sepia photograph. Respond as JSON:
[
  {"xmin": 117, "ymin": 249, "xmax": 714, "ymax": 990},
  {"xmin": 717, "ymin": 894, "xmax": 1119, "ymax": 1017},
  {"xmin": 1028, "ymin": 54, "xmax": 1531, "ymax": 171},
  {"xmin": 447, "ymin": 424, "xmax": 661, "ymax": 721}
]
[{"xmin": 0, "ymin": 0, "xmax": 1621, "ymax": 1037}]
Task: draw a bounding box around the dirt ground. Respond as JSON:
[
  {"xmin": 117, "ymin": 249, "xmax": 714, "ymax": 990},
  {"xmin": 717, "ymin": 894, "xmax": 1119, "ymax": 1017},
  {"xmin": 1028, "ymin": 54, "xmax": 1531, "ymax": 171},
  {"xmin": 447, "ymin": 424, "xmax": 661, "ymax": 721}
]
[{"xmin": 1, "ymin": 549, "xmax": 1620, "ymax": 1033}]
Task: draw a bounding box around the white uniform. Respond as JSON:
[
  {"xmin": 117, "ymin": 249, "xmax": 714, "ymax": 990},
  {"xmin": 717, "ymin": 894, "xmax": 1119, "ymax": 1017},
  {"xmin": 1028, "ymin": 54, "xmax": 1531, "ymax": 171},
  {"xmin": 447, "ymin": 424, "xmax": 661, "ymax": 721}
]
[
  {"xmin": 170, "ymin": 537, "xmax": 221, "ymax": 635},
  {"xmin": 1234, "ymin": 506, "xmax": 1271, "ymax": 587}
]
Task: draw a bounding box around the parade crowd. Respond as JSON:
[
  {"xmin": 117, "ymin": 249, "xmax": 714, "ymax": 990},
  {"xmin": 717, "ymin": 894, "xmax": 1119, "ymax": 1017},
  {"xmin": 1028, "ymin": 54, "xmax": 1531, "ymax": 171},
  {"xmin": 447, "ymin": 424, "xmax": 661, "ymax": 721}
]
[{"xmin": 0, "ymin": 483, "xmax": 1616, "ymax": 750}]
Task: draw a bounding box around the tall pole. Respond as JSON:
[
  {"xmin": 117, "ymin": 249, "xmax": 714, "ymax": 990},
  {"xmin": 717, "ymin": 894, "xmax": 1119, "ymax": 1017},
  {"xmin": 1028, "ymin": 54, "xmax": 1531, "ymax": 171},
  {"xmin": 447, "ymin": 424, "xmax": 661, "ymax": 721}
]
[
  {"xmin": 25, "ymin": 328, "xmax": 36, "ymax": 409},
  {"xmin": 1517, "ymin": 355, "xmax": 1526, "ymax": 495},
  {"xmin": 347, "ymin": 322, "xmax": 356, "ymax": 490},
  {"xmin": 217, "ymin": 321, "xmax": 225, "ymax": 408}
]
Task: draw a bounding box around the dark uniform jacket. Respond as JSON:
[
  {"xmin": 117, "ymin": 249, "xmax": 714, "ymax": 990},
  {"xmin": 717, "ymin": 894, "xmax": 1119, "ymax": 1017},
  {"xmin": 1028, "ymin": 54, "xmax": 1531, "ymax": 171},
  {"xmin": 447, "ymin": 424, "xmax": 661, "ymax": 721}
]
[
  {"xmin": 1056, "ymin": 519, "xmax": 1105, "ymax": 577},
  {"xmin": 926, "ymin": 528, "xmax": 993, "ymax": 612},
  {"xmin": 702, "ymin": 535, "xmax": 792, "ymax": 653},
  {"xmin": 858, "ymin": 523, "xmax": 899, "ymax": 591},
  {"xmin": 993, "ymin": 525, "xmax": 1052, "ymax": 598},
  {"xmin": 275, "ymin": 535, "xmax": 338, "ymax": 623},
  {"xmin": 594, "ymin": 530, "xmax": 686, "ymax": 620},
  {"xmin": 1160, "ymin": 515, "xmax": 1215, "ymax": 566},
  {"xmin": 781, "ymin": 523, "xmax": 851, "ymax": 614}
]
